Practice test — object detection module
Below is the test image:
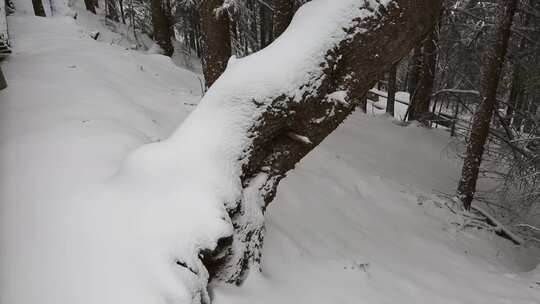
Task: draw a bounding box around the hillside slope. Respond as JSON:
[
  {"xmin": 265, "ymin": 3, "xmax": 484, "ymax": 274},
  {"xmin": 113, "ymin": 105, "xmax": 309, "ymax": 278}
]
[{"xmin": 1, "ymin": 5, "xmax": 539, "ymax": 304}]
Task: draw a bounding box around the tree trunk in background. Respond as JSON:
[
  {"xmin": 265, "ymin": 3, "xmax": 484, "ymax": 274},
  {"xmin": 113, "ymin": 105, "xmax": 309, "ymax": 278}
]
[
  {"xmin": 409, "ymin": 24, "xmax": 438, "ymax": 123},
  {"xmin": 259, "ymin": 4, "xmax": 268, "ymax": 48},
  {"xmin": 360, "ymin": 94, "xmax": 368, "ymax": 113},
  {"xmin": 0, "ymin": 66, "xmax": 7, "ymax": 90},
  {"xmin": 457, "ymin": 0, "xmax": 518, "ymax": 210},
  {"xmin": 387, "ymin": 64, "xmax": 397, "ymax": 116},
  {"xmin": 507, "ymin": 0, "xmax": 532, "ymax": 127},
  {"xmin": 151, "ymin": 0, "xmax": 174, "ymax": 56},
  {"xmin": 199, "ymin": 0, "xmax": 440, "ymax": 285},
  {"xmin": 523, "ymin": 101, "xmax": 539, "ymax": 134},
  {"xmin": 506, "ymin": 66, "xmax": 521, "ymax": 124},
  {"xmin": 32, "ymin": 0, "xmax": 46, "ymax": 17},
  {"xmin": 273, "ymin": 0, "xmax": 293, "ymax": 38},
  {"xmin": 106, "ymin": 0, "xmax": 120, "ymax": 22},
  {"xmin": 511, "ymin": 91, "xmax": 525, "ymax": 129},
  {"xmin": 84, "ymin": 0, "xmax": 96, "ymax": 14},
  {"xmin": 200, "ymin": 0, "xmax": 231, "ymax": 87},
  {"xmin": 119, "ymin": 0, "xmax": 126, "ymax": 24},
  {"xmin": 407, "ymin": 47, "xmax": 421, "ymax": 95}
]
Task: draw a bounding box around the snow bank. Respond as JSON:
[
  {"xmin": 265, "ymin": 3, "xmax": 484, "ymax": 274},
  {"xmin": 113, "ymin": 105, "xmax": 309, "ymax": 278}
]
[{"xmin": 0, "ymin": 9, "xmax": 220, "ymax": 304}]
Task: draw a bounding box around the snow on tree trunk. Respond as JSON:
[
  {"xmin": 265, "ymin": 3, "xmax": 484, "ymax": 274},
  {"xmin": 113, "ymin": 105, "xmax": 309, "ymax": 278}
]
[
  {"xmin": 457, "ymin": 0, "xmax": 518, "ymax": 210},
  {"xmin": 166, "ymin": 0, "xmax": 440, "ymax": 286}
]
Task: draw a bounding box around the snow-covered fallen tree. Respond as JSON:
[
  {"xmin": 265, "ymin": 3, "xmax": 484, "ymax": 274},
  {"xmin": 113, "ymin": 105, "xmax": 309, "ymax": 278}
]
[
  {"xmin": 137, "ymin": 0, "xmax": 440, "ymax": 300},
  {"xmin": 0, "ymin": 1, "xmax": 438, "ymax": 303}
]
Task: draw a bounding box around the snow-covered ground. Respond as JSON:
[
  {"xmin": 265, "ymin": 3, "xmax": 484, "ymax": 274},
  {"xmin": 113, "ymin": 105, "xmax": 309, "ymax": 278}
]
[{"xmin": 1, "ymin": 3, "xmax": 539, "ymax": 304}]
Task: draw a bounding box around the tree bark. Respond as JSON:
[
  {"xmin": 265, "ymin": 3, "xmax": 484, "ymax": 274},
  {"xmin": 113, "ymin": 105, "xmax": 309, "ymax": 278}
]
[
  {"xmin": 200, "ymin": 0, "xmax": 231, "ymax": 88},
  {"xmin": 360, "ymin": 94, "xmax": 368, "ymax": 113},
  {"xmin": 106, "ymin": 0, "xmax": 120, "ymax": 22},
  {"xmin": 506, "ymin": 66, "xmax": 521, "ymax": 124},
  {"xmin": 457, "ymin": 0, "xmax": 518, "ymax": 210},
  {"xmin": 523, "ymin": 101, "xmax": 538, "ymax": 134},
  {"xmin": 507, "ymin": 0, "xmax": 532, "ymax": 127},
  {"xmin": 387, "ymin": 64, "xmax": 397, "ymax": 116},
  {"xmin": 32, "ymin": 0, "xmax": 46, "ymax": 17},
  {"xmin": 0, "ymin": 66, "xmax": 7, "ymax": 90},
  {"xmin": 84, "ymin": 0, "xmax": 96, "ymax": 14},
  {"xmin": 259, "ymin": 4, "xmax": 268, "ymax": 48},
  {"xmin": 408, "ymin": 24, "xmax": 438, "ymax": 123},
  {"xmin": 272, "ymin": 0, "xmax": 293, "ymax": 38},
  {"xmin": 407, "ymin": 46, "xmax": 421, "ymax": 95},
  {"xmin": 151, "ymin": 0, "xmax": 174, "ymax": 56},
  {"xmin": 119, "ymin": 0, "xmax": 126, "ymax": 24},
  {"xmin": 190, "ymin": 0, "xmax": 440, "ymax": 285}
]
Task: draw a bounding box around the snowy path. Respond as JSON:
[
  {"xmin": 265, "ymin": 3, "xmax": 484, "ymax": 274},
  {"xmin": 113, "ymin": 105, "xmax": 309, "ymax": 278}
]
[{"xmin": 0, "ymin": 9, "xmax": 539, "ymax": 304}]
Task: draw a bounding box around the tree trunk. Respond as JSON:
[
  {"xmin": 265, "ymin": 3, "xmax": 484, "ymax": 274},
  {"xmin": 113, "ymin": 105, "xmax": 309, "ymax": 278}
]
[
  {"xmin": 407, "ymin": 47, "xmax": 421, "ymax": 95},
  {"xmin": 259, "ymin": 4, "xmax": 268, "ymax": 48},
  {"xmin": 451, "ymin": 99, "xmax": 459, "ymax": 137},
  {"xmin": 387, "ymin": 64, "xmax": 397, "ymax": 116},
  {"xmin": 360, "ymin": 94, "xmax": 368, "ymax": 113},
  {"xmin": 272, "ymin": 0, "xmax": 293, "ymax": 38},
  {"xmin": 32, "ymin": 0, "xmax": 46, "ymax": 17},
  {"xmin": 106, "ymin": 0, "xmax": 120, "ymax": 22},
  {"xmin": 119, "ymin": 0, "xmax": 126, "ymax": 24},
  {"xmin": 523, "ymin": 101, "xmax": 539, "ymax": 134},
  {"xmin": 0, "ymin": 66, "xmax": 7, "ymax": 90},
  {"xmin": 151, "ymin": 0, "xmax": 174, "ymax": 56},
  {"xmin": 200, "ymin": 0, "xmax": 231, "ymax": 88},
  {"xmin": 507, "ymin": 0, "xmax": 532, "ymax": 126},
  {"xmin": 457, "ymin": 0, "xmax": 518, "ymax": 210},
  {"xmin": 506, "ymin": 66, "xmax": 521, "ymax": 124},
  {"xmin": 84, "ymin": 0, "xmax": 96, "ymax": 14},
  {"xmin": 190, "ymin": 0, "xmax": 440, "ymax": 286},
  {"xmin": 408, "ymin": 24, "xmax": 438, "ymax": 123},
  {"xmin": 511, "ymin": 91, "xmax": 525, "ymax": 129}
]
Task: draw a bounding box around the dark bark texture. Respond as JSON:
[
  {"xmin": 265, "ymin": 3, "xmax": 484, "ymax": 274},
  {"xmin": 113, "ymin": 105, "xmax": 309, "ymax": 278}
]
[
  {"xmin": 507, "ymin": 0, "xmax": 532, "ymax": 127},
  {"xmin": 409, "ymin": 24, "xmax": 438, "ymax": 123},
  {"xmin": 407, "ymin": 46, "xmax": 421, "ymax": 95},
  {"xmin": 106, "ymin": 0, "xmax": 120, "ymax": 22},
  {"xmin": 202, "ymin": 0, "xmax": 441, "ymax": 286},
  {"xmin": 272, "ymin": 0, "xmax": 293, "ymax": 38},
  {"xmin": 32, "ymin": 0, "xmax": 46, "ymax": 17},
  {"xmin": 200, "ymin": 0, "xmax": 231, "ymax": 87},
  {"xmin": 387, "ymin": 64, "xmax": 397, "ymax": 116},
  {"xmin": 84, "ymin": 0, "xmax": 96, "ymax": 14},
  {"xmin": 457, "ymin": 0, "xmax": 518, "ymax": 210},
  {"xmin": 151, "ymin": 0, "xmax": 174, "ymax": 56},
  {"xmin": 0, "ymin": 66, "xmax": 7, "ymax": 90},
  {"xmin": 119, "ymin": 0, "xmax": 126, "ymax": 24}
]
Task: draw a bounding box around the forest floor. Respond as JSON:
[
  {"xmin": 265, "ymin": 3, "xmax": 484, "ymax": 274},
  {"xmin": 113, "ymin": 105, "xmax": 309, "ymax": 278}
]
[{"xmin": 1, "ymin": 3, "xmax": 540, "ymax": 304}]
